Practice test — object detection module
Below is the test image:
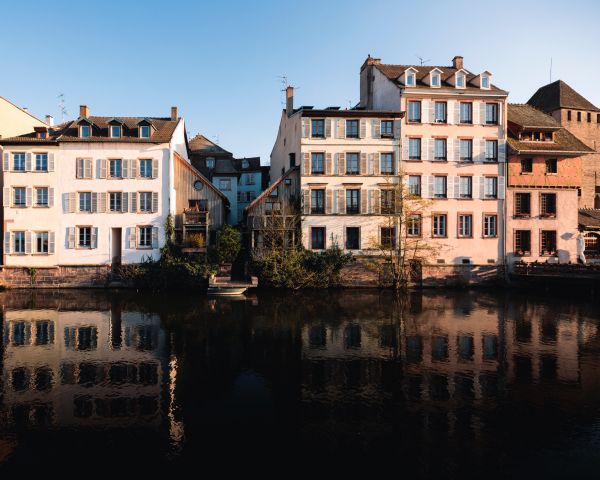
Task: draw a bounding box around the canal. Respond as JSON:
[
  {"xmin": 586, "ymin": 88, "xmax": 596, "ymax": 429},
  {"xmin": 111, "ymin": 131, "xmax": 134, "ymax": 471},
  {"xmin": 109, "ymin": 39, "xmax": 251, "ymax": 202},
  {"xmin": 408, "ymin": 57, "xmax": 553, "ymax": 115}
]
[{"xmin": 0, "ymin": 288, "xmax": 599, "ymax": 477}]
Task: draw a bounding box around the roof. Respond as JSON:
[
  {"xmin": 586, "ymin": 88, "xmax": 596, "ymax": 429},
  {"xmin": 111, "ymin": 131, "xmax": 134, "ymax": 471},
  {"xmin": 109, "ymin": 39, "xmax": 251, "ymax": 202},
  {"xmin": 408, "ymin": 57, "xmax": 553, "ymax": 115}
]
[
  {"xmin": 372, "ymin": 63, "xmax": 507, "ymax": 95},
  {"xmin": 508, "ymin": 104, "xmax": 560, "ymax": 128},
  {"xmin": 234, "ymin": 157, "xmax": 261, "ymax": 171},
  {"xmin": 0, "ymin": 115, "xmax": 179, "ymax": 145},
  {"xmin": 579, "ymin": 209, "xmax": 600, "ymax": 229},
  {"xmin": 527, "ymin": 80, "xmax": 599, "ymax": 113},
  {"xmin": 188, "ymin": 134, "xmax": 232, "ymax": 155},
  {"xmin": 293, "ymin": 108, "xmax": 402, "ymax": 118},
  {"xmin": 245, "ymin": 166, "xmax": 299, "ymax": 213},
  {"xmin": 0, "ymin": 96, "xmax": 48, "ymax": 126},
  {"xmin": 174, "ymin": 152, "xmax": 228, "ymax": 204}
]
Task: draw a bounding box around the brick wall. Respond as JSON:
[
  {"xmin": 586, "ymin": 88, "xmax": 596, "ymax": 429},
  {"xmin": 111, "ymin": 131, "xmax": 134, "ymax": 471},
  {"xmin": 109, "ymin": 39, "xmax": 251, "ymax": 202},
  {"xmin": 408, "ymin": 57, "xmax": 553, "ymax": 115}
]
[{"xmin": 0, "ymin": 265, "xmax": 112, "ymax": 289}]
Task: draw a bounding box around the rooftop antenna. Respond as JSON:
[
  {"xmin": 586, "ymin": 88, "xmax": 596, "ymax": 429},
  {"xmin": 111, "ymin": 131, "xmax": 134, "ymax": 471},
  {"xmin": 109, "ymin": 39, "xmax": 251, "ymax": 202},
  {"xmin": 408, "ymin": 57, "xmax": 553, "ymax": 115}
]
[
  {"xmin": 348, "ymin": 100, "xmax": 353, "ymax": 109},
  {"xmin": 57, "ymin": 93, "xmax": 67, "ymax": 122},
  {"xmin": 278, "ymin": 75, "xmax": 289, "ymax": 106},
  {"xmin": 212, "ymin": 134, "xmax": 220, "ymax": 145},
  {"xmin": 416, "ymin": 55, "xmax": 431, "ymax": 66},
  {"xmin": 549, "ymin": 57, "xmax": 553, "ymax": 83}
]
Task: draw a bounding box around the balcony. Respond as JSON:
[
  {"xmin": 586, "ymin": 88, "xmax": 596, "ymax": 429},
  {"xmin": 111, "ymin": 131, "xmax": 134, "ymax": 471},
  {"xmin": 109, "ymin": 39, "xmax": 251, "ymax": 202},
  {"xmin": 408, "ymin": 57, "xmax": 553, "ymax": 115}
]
[{"xmin": 183, "ymin": 208, "xmax": 209, "ymax": 225}]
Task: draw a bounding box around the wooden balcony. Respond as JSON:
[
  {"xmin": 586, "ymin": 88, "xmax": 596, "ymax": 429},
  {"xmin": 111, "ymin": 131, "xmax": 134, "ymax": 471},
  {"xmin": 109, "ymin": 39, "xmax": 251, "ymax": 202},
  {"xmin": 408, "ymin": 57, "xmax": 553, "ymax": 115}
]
[
  {"xmin": 248, "ymin": 214, "xmax": 297, "ymax": 230},
  {"xmin": 183, "ymin": 209, "xmax": 209, "ymax": 225}
]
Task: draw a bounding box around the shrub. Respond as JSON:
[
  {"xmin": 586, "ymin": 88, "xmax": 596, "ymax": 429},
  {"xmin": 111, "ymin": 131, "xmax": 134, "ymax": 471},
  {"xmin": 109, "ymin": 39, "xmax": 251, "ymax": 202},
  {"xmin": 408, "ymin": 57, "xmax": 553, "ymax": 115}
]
[
  {"xmin": 185, "ymin": 233, "xmax": 206, "ymax": 248},
  {"xmin": 217, "ymin": 224, "xmax": 241, "ymax": 264}
]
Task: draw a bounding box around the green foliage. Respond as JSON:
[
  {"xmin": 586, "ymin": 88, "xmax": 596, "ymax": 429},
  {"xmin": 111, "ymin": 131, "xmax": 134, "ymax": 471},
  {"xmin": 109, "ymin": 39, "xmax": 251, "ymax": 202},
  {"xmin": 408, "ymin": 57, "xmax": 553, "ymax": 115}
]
[
  {"xmin": 252, "ymin": 245, "xmax": 353, "ymax": 289},
  {"xmin": 27, "ymin": 267, "xmax": 38, "ymax": 285},
  {"xmin": 217, "ymin": 224, "xmax": 241, "ymax": 264},
  {"xmin": 165, "ymin": 213, "xmax": 175, "ymax": 244}
]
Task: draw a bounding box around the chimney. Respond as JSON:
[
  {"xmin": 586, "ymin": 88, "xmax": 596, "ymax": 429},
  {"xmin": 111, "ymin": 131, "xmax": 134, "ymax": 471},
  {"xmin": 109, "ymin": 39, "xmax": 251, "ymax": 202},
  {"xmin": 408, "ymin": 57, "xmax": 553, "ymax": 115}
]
[
  {"xmin": 80, "ymin": 105, "xmax": 89, "ymax": 118},
  {"xmin": 171, "ymin": 106, "xmax": 178, "ymax": 120},
  {"xmin": 452, "ymin": 56, "xmax": 464, "ymax": 70},
  {"xmin": 45, "ymin": 115, "xmax": 54, "ymax": 127},
  {"xmin": 286, "ymin": 86, "xmax": 294, "ymax": 115}
]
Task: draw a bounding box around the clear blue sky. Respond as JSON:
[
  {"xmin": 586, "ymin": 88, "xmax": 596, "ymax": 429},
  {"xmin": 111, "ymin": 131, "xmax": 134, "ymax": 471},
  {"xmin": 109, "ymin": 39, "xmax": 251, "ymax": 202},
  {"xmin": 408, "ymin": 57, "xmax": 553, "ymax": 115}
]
[{"xmin": 1, "ymin": 0, "xmax": 598, "ymax": 163}]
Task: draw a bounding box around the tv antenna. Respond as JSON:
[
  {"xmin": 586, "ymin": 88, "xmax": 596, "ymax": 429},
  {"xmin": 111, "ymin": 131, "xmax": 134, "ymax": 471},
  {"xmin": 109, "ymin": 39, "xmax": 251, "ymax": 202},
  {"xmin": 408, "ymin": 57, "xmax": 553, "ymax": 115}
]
[
  {"xmin": 416, "ymin": 55, "xmax": 431, "ymax": 66},
  {"xmin": 57, "ymin": 93, "xmax": 68, "ymax": 122},
  {"xmin": 212, "ymin": 134, "xmax": 220, "ymax": 145},
  {"xmin": 278, "ymin": 75, "xmax": 290, "ymax": 106}
]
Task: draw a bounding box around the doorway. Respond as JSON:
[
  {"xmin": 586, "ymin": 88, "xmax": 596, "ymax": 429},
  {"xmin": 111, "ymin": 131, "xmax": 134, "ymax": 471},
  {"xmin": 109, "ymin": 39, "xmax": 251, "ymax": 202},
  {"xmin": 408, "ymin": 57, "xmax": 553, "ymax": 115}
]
[{"xmin": 111, "ymin": 228, "xmax": 122, "ymax": 269}]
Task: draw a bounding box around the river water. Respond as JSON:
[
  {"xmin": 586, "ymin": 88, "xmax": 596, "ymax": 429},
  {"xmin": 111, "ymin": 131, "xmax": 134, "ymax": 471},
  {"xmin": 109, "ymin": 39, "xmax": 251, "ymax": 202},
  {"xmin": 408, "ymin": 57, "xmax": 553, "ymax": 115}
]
[{"xmin": 0, "ymin": 289, "xmax": 599, "ymax": 477}]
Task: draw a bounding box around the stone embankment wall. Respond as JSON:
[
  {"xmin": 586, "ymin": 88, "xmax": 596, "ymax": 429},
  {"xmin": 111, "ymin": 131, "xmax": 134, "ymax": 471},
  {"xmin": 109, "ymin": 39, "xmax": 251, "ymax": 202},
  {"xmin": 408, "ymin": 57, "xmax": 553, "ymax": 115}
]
[{"xmin": 0, "ymin": 266, "xmax": 112, "ymax": 289}]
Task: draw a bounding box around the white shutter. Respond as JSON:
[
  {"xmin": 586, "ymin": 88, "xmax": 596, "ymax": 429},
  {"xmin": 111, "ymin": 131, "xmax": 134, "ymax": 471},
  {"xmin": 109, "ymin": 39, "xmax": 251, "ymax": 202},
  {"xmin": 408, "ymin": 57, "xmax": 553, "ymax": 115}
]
[
  {"xmin": 302, "ymin": 189, "xmax": 309, "ymax": 214},
  {"xmin": 48, "ymin": 232, "xmax": 55, "ymax": 254},
  {"xmin": 473, "ymin": 103, "xmax": 480, "ymax": 125},
  {"xmin": 337, "ymin": 153, "xmax": 345, "ymax": 175},
  {"xmin": 325, "ymin": 119, "xmax": 332, "ymax": 138},
  {"xmin": 453, "ymin": 139, "xmax": 460, "ymax": 162},
  {"xmin": 447, "ymin": 102, "xmax": 454, "ymax": 125},
  {"xmin": 498, "ymin": 103, "xmax": 503, "ymax": 125},
  {"xmin": 48, "ymin": 188, "xmax": 55, "ymax": 207},
  {"xmin": 393, "ymin": 120, "xmax": 401, "ymax": 139},
  {"xmin": 152, "ymin": 227, "xmax": 159, "ymax": 249},
  {"xmin": 337, "ymin": 189, "xmax": 346, "ymax": 214},
  {"xmin": 427, "ymin": 139, "xmax": 434, "ymax": 161},
  {"xmin": 3, "ymin": 187, "xmax": 11, "ymax": 207},
  {"xmin": 402, "ymin": 139, "xmax": 409, "ymax": 161},
  {"xmin": 454, "ymin": 101, "xmax": 461, "ymax": 124},
  {"xmin": 447, "ymin": 176, "xmax": 455, "ymax": 199},
  {"xmin": 428, "ymin": 101, "xmax": 435, "ymax": 123},
  {"xmin": 325, "ymin": 189, "xmax": 333, "ymax": 214},
  {"xmin": 151, "ymin": 158, "xmax": 159, "ymax": 179},
  {"xmin": 2, "ymin": 152, "xmax": 9, "ymax": 172},
  {"xmin": 151, "ymin": 192, "xmax": 159, "ymax": 213},
  {"xmin": 25, "ymin": 153, "xmax": 32, "ymax": 171},
  {"xmin": 302, "ymin": 152, "xmax": 310, "ymax": 176},
  {"xmin": 98, "ymin": 192, "xmax": 107, "ymax": 213},
  {"xmin": 122, "ymin": 159, "xmax": 130, "ymax": 179},
  {"xmin": 4, "ymin": 232, "xmax": 11, "ymax": 255},
  {"xmin": 99, "ymin": 159, "xmax": 107, "ymax": 179},
  {"xmin": 453, "ymin": 176, "xmax": 460, "ymax": 198},
  {"xmin": 302, "ymin": 118, "xmax": 310, "ymax": 138},
  {"xmin": 25, "ymin": 231, "xmax": 32, "ymax": 254},
  {"xmin": 479, "ymin": 102, "xmax": 487, "ymax": 125},
  {"xmin": 76, "ymin": 158, "xmax": 84, "ymax": 178},
  {"xmin": 68, "ymin": 227, "xmax": 76, "ymax": 249},
  {"xmin": 91, "ymin": 192, "xmax": 98, "ymax": 213},
  {"xmin": 337, "ymin": 119, "xmax": 345, "ymax": 139},
  {"xmin": 477, "ymin": 176, "xmax": 485, "ymax": 199},
  {"xmin": 85, "ymin": 158, "xmax": 92, "ymax": 178},
  {"xmin": 122, "ymin": 192, "xmax": 129, "ymax": 213},
  {"xmin": 360, "ymin": 153, "xmax": 367, "ymax": 175},
  {"xmin": 498, "ymin": 176, "xmax": 506, "ymax": 199},
  {"xmin": 372, "ymin": 119, "xmax": 381, "ymax": 138},
  {"xmin": 129, "ymin": 227, "xmax": 137, "ymax": 249},
  {"xmin": 26, "ymin": 187, "xmax": 32, "ymax": 207},
  {"xmin": 498, "ymin": 140, "xmax": 506, "ymax": 163},
  {"xmin": 130, "ymin": 192, "xmax": 138, "ymax": 213},
  {"xmin": 373, "ymin": 152, "xmax": 380, "ymax": 175},
  {"xmin": 478, "ymin": 139, "xmax": 486, "ymax": 162},
  {"xmin": 130, "ymin": 159, "xmax": 138, "ymax": 178},
  {"xmin": 423, "ymin": 175, "xmax": 433, "ymax": 199},
  {"xmin": 91, "ymin": 227, "xmax": 98, "ymax": 249},
  {"xmin": 359, "ymin": 119, "xmax": 367, "ymax": 138},
  {"xmin": 68, "ymin": 192, "xmax": 76, "ymax": 213},
  {"xmin": 48, "ymin": 153, "xmax": 55, "ymax": 172},
  {"xmin": 325, "ymin": 153, "xmax": 333, "ymax": 175}
]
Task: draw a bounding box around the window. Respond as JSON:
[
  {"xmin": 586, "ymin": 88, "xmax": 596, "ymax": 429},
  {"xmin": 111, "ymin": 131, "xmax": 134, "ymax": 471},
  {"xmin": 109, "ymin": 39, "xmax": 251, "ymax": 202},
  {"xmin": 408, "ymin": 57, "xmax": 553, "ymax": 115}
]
[
  {"xmin": 597, "ymin": 114, "xmax": 600, "ymax": 124},
  {"xmin": 459, "ymin": 176, "xmax": 472, "ymax": 198},
  {"xmin": 311, "ymin": 119, "xmax": 325, "ymax": 138},
  {"xmin": 460, "ymin": 102, "xmax": 473, "ymax": 124},
  {"xmin": 381, "ymin": 227, "xmax": 395, "ymax": 248},
  {"xmin": 545, "ymin": 158, "xmax": 557, "ymax": 174},
  {"xmin": 521, "ymin": 158, "xmax": 532, "ymax": 173},
  {"xmin": 242, "ymin": 160, "xmax": 249, "ymax": 169},
  {"xmin": 80, "ymin": 125, "xmax": 91, "ymax": 138},
  {"xmin": 483, "ymin": 214, "xmax": 498, "ymax": 237},
  {"xmin": 381, "ymin": 120, "xmax": 393, "ymax": 137},
  {"xmin": 139, "ymin": 192, "xmax": 153, "ymax": 212},
  {"xmin": 311, "ymin": 189, "xmax": 325, "ymax": 214},
  {"xmin": 79, "ymin": 192, "xmax": 92, "ymax": 212},
  {"xmin": 36, "ymin": 232, "xmax": 49, "ymax": 253},
  {"xmin": 13, "ymin": 153, "xmax": 25, "ymax": 171},
  {"xmin": 588, "ymin": 112, "xmax": 592, "ymax": 123},
  {"xmin": 481, "ymin": 76, "xmax": 490, "ymax": 89},
  {"xmin": 406, "ymin": 72, "xmax": 415, "ymax": 86},
  {"xmin": 109, "ymin": 159, "xmax": 122, "ymax": 178},
  {"xmin": 140, "ymin": 125, "xmax": 150, "ymax": 138},
  {"xmin": 13, "ymin": 231, "xmax": 25, "ymax": 254},
  {"xmin": 515, "ymin": 230, "xmax": 531, "ymax": 255},
  {"xmin": 484, "ymin": 177, "xmax": 498, "ymax": 198},
  {"xmin": 456, "ymin": 73, "xmax": 465, "ymax": 88},
  {"xmin": 432, "ymin": 214, "xmax": 447, "ymax": 237},
  {"xmin": 35, "ymin": 187, "xmax": 48, "ymax": 206},
  {"xmin": 139, "ymin": 159, "xmax": 152, "ymax": 178},
  {"xmin": 380, "ymin": 153, "xmax": 393, "ymax": 174},
  {"xmin": 540, "ymin": 230, "xmax": 557, "ymax": 256},
  {"xmin": 381, "ymin": 190, "xmax": 395, "ymax": 214},
  {"xmin": 206, "ymin": 157, "xmax": 215, "ymax": 169},
  {"xmin": 540, "ymin": 193, "xmax": 557, "ymax": 217},
  {"xmin": 289, "ymin": 153, "xmax": 296, "ymax": 168},
  {"xmin": 485, "ymin": 103, "xmax": 498, "ymax": 125},
  {"xmin": 245, "ymin": 173, "xmax": 255, "ymax": 185},
  {"xmin": 434, "ymin": 102, "xmax": 447, "ymax": 123},
  {"xmin": 567, "ymin": 111, "xmax": 572, "ymax": 121},
  {"xmin": 35, "ymin": 153, "xmax": 48, "ymax": 171},
  {"xmin": 515, "ymin": 192, "xmax": 531, "ymax": 216},
  {"xmin": 434, "ymin": 138, "xmax": 447, "ymax": 160},
  {"xmin": 311, "ymin": 227, "xmax": 325, "ymax": 249},
  {"xmin": 458, "ymin": 214, "xmax": 473, "ymax": 237},
  {"xmin": 485, "ymin": 140, "xmax": 498, "ymax": 162},
  {"xmin": 78, "ymin": 227, "xmax": 92, "ymax": 248},
  {"xmin": 577, "ymin": 111, "xmax": 581, "ymax": 122},
  {"xmin": 460, "ymin": 139, "xmax": 473, "ymax": 162},
  {"xmin": 307, "ymin": 153, "xmax": 324, "ymax": 176},
  {"xmin": 434, "ymin": 176, "xmax": 447, "ymax": 198},
  {"xmin": 346, "ymin": 189, "xmax": 360, "ymax": 214},
  {"xmin": 346, "ymin": 120, "xmax": 359, "ymax": 138},
  {"xmin": 431, "ymin": 72, "xmax": 440, "ymax": 87},
  {"xmin": 346, "ymin": 227, "xmax": 360, "ymax": 250},
  {"xmin": 346, "ymin": 153, "xmax": 359, "ymax": 175},
  {"xmin": 407, "ymin": 214, "xmax": 421, "ymax": 237},
  {"xmin": 138, "ymin": 226, "xmax": 152, "ymax": 248},
  {"xmin": 408, "ymin": 138, "xmax": 421, "ymax": 160},
  {"xmin": 13, "ymin": 187, "xmax": 26, "ymax": 207},
  {"xmin": 109, "ymin": 192, "xmax": 122, "ymax": 212},
  {"xmin": 408, "ymin": 101, "xmax": 421, "ymax": 123},
  {"xmin": 219, "ymin": 179, "xmax": 231, "ymax": 190},
  {"xmin": 408, "ymin": 175, "xmax": 421, "ymax": 197},
  {"xmin": 110, "ymin": 125, "xmax": 121, "ymax": 138}
]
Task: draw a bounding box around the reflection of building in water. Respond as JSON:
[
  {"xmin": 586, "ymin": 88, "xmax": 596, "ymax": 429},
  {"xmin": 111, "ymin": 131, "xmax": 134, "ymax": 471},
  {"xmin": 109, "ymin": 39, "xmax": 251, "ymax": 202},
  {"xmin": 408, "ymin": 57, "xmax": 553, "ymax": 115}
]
[{"xmin": 1, "ymin": 307, "xmax": 168, "ymax": 430}]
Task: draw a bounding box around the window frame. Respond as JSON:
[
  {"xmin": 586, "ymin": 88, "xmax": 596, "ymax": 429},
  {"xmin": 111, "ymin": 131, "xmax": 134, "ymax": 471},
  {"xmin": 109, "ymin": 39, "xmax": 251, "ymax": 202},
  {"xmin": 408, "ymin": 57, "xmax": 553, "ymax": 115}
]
[
  {"xmin": 460, "ymin": 102, "xmax": 473, "ymax": 124},
  {"xmin": 433, "ymin": 175, "xmax": 447, "ymax": 199},
  {"xmin": 35, "ymin": 231, "xmax": 49, "ymax": 254},
  {"xmin": 311, "ymin": 152, "xmax": 325, "ymax": 175},
  {"xmin": 545, "ymin": 158, "xmax": 558, "ymax": 174},
  {"xmin": 77, "ymin": 226, "xmax": 93, "ymax": 249},
  {"xmin": 432, "ymin": 213, "xmax": 448, "ymax": 238},
  {"xmin": 408, "ymin": 137, "xmax": 422, "ymax": 160},
  {"xmin": 514, "ymin": 192, "xmax": 531, "ymax": 217},
  {"xmin": 310, "ymin": 226, "xmax": 326, "ymax": 250},
  {"xmin": 459, "ymin": 176, "xmax": 472, "ymax": 199},
  {"xmin": 345, "ymin": 189, "xmax": 360, "ymax": 214},
  {"xmin": 109, "ymin": 158, "xmax": 123, "ymax": 179},
  {"xmin": 407, "ymin": 101, "xmax": 422, "ymax": 123},
  {"xmin": 138, "ymin": 225, "xmax": 153, "ymax": 249},
  {"xmin": 346, "ymin": 152, "xmax": 360, "ymax": 175},
  {"xmin": 311, "ymin": 119, "xmax": 325, "ymax": 139},
  {"xmin": 483, "ymin": 214, "xmax": 498, "ymax": 238},
  {"xmin": 310, "ymin": 189, "xmax": 325, "ymax": 214},
  {"xmin": 139, "ymin": 125, "xmax": 151, "ymax": 138},
  {"xmin": 35, "ymin": 187, "xmax": 49, "ymax": 207},
  {"xmin": 459, "ymin": 139, "xmax": 473, "ymax": 162},
  {"xmin": 13, "ymin": 187, "xmax": 26, "ymax": 207},
  {"xmin": 380, "ymin": 152, "xmax": 394, "ymax": 174},
  {"xmin": 345, "ymin": 119, "xmax": 360, "ymax": 139},
  {"xmin": 109, "ymin": 191, "xmax": 123, "ymax": 212},
  {"xmin": 434, "ymin": 138, "xmax": 447, "ymax": 161},
  {"xmin": 110, "ymin": 125, "xmax": 122, "ymax": 138},
  {"xmin": 35, "ymin": 153, "xmax": 48, "ymax": 172},
  {"xmin": 540, "ymin": 230, "xmax": 557, "ymax": 256},
  {"xmin": 514, "ymin": 229, "xmax": 531, "ymax": 256},
  {"xmin": 13, "ymin": 231, "xmax": 26, "ymax": 254},
  {"xmin": 485, "ymin": 103, "xmax": 499, "ymax": 125},
  {"xmin": 79, "ymin": 125, "xmax": 91, "ymax": 138},
  {"xmin": 457, "ymin": 213, "xmax": 473, "ymax": 238},
  {"xmin": 345, "ymin": 227, "xmax": 360, "ymax": 250},
  {"xmin": 79, "ymin": 191, "xmax": 92, "ymax": 213}
]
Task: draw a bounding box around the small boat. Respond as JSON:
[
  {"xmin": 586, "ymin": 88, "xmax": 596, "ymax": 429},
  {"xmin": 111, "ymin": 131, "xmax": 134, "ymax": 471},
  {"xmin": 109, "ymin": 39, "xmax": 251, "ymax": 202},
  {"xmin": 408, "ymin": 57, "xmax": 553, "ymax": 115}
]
[{"xmin": 207, "ymin": 276, "xmax": 258, "ymax": 296}]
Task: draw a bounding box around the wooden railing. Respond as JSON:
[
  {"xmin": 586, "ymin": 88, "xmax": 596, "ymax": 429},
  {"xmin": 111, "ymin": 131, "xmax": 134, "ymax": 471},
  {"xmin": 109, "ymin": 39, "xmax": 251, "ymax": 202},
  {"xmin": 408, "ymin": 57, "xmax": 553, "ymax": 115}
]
[{"xmin": 183, "ymin": 210, "xmax": 209, "ymax": 225}]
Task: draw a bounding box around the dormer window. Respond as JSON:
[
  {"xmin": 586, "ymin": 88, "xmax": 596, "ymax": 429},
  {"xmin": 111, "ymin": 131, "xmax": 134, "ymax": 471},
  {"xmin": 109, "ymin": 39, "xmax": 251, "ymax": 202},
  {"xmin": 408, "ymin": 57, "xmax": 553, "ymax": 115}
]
[
  {"xmin": 406, "ymin": 72, "xmax": 415, "ymax": 86},
  {"xmin": 481, "ymin": 75, "xmax": 490, "ymax": 89},
  {"xmin": 139, "ymin": 125, "xmax": 150, "ymax": 138},
  {"xmin": 242, "ymin": 160, "xmax": 249, "ymax": 169},
  {"xmin": 431, "ymin": 72, "xmax": 441, "ymax": 87},
  {"xmin": 110, "ymin": 125, "xmax": 121, "ymax": 138},
  {"xmin": 80, "ymin": 125, "xmax": 91, "ymax": 138},
  {"xmin": 456, "ymin": 72, "xmax": 466, "ymax": 88},
  {"xmin": 206, "ymin": 157, "xmax": 215, "ymax": 169}
]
